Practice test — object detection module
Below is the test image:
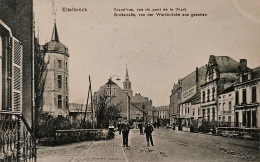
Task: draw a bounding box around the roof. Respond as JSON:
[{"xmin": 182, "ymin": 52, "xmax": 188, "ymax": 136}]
[
  {"xmin": 154, "ymin": 106, "xmax": 169, "ymax": 111},
  {"xmin": 252, "ymin": 66, "xmax": 260, "ymax": 79},
  {"xmin": 214, "ymin": 56, "xmax": 241, "ymax": 73},
  {"xmin": 106, "ymin": 79, "xmax": 117, "ymax": 85},
  {"xmin": 44, "ymin": 22, "xmax": 69, "ymax": 56},
  {"xmin": 220, "ymin": 85, "xmax": 234, "ymax": 94},
  {"xmin": 181, "ymin": 94, "xmax": 201, "ymax": 104}
]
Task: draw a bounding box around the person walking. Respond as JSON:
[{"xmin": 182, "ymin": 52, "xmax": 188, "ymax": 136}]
[
  {"xmin": 144, "ymin": 122, "xmax": 154, "ymax": 146},
  {"xmin": 138, "ymin": 122, "xmax": 144, "ymax": 135},
  {"xmin": 121, "ymin": 120, "xmax": 130, "ymax": 147},
  {"xmin": 117, "ymin": 121, "xmax": 122, "ymax": 135}
]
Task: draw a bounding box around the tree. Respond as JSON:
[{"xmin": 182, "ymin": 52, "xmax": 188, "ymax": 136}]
[
  {"xmin": 95, "ymin": 94, "xmax": 122, "ymax": 128},
  {"xmin": 34, "ymin": 37, "xmax": 49, "ymax": 137}
]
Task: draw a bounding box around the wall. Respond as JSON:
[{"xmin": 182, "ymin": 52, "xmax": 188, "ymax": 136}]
[{"xmin": 0, "ymin": 0, "xmax": 33, "ymax": 125}]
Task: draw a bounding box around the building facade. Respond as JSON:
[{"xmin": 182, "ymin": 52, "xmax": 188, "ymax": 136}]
[
  {"xmin": 200, "ymin": 55, "xmax": 242, "ymax": 122},
  {"xmin": 42, "ymin": 22, "xmax": 70, "ymax": 116},
  {"xmin": 234, "ymin": 66, "xmax": 260, "ymax": 128},
  {"xmin": 217, "ymin": 87, "xmax": 235, "ymax": 126}
]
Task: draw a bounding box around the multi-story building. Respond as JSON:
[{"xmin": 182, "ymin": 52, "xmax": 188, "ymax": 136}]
[
  {"xmin": 200, "ymin": 55, "xmax": 243, "ymax": 122},
  {"xmin": 179, "ymin": 66, "xmax": 206, "ymax": 126},
  {"xmin": 93, "ymin": 68, "xmax": 154, "ymax": 123},
  {"xmin": 169, "ymin": 81, "xmax": 182, "ymax": 124},
  {"xmin": 217, "ymin": 86, "xmax": 235, "ymax": 126},
  {"xmin": 234, "ymin": 65, "xmax": 260, "ymax": 128},
  {"xmin": 42, "ymin": 22, "xmax": 70, "ymax": 116}
]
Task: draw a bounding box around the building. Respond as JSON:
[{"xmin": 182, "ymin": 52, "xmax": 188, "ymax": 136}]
[
  {"xmin": 234, "ymin": 65, "xmax": 260, "ymax": 128},
  {"xmin": 93, "ymin": 68, "xmax": 154, "ymax": 124},
  {"xmin": 178, "ymin": 66, "xmax": 206, "ymax": 127},
  {"xmin": 169, "ymin": 81, "xmax": 182, "ymax": 124},
  {"xmin": 156, "ymin": 106, "xmax": 169, "ymax": 120},
  {"xmin": 0, "ymin": 0, "xmax": 36, "ymax": 160},
  {"xmin": 42, "ymin": 21, "xmax": 70, "ymax": 116},
  {"xmin": 131, "ymin": 93, "xmax": 154, "ymax": 123},
  {"xmin": 200, "ymin": 55, "xmax": 244, "ymax": 122},
  {"xmin": 217, "ymin": 86, "xmax": 235, "ymax": 126}
]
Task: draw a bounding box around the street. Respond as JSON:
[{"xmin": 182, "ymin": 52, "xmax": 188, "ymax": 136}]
[{"xmin": 38, "ymin": 128, "xmax": 259, "ymax": 162}]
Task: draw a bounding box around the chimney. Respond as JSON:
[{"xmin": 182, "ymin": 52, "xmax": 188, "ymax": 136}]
[
  {"xmin": 240, "ymin": 59, "xmax": 247, "ymax": 72},
  {"xmin": 196, "ymin": 67, "xmax": 199, "ymax": 82}
]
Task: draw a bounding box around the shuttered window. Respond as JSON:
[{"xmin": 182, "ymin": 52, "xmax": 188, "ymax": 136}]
[{"xmin": 12, "ymin": 37, "xmax": 22, "ymax": 112}]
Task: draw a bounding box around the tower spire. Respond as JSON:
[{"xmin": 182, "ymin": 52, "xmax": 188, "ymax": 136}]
[
  {"xmin": 125, "ymin": 64, "xmax": 129, "ymax": 80},
  {"xmin": 51, "ymin": 21, "xmax": 59, "ymax": 42}
]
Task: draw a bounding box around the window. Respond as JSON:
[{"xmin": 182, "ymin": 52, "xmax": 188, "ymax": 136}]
[
  {"xmin": 58, "ymin": 95, "xmax": 62, "ymax": 108},
  {"xmin": 242, "ymin": 74, "xmax": 248, "ymax": 82},
  {"xmin": 65, "ymin": 77, "xmax": 68, "ymax": 90},
  {"xmin": 57, "ymin": 60, "xmax": 62, "ymax": 68},
  {"xmin": 198, "ymin": 108, "xmax": 201, "ymax": 116},
  {"xmin": 212, "ymin": 108, "xmax": 215, "ymax": 121},
  {"xmin": 242, "ymin": 89, "xmax": 246, "ymax": 104},
  {"xmin": 228, "ymin": 116, "xmax": 231, "ymax": 123},
  {"xmin": 252, "ymin": 87, "xmax": 256, "ymax": 103},
  {"xmin": 193, "ymin": 108, "xmax": 195, "ymax": 116},
  {"xmin": 228, "ymin": 101, "xmax": 232, "ymax": 111},
  {"xmin": 219, "ymin": 103, "xmax": 222, "ymax": 112},
  {"xmin": 65, "ymin": 62, "xmax": 68, "ymax": 69},
  {"xmin": 223, "ymin": 102, "xmax": 225, "ymax": 111},
  {"xmin": 58, "ymin": 75, "xmax": 62, "ymax": 89},
  {"xmin": 65, "ymin": 96, "xmax": 69, "ymax": 108},
  {"xmin": 207, "ymin": 108, "xmax": 210, "ymax": 121},
  {"xmin": 111, "ymin": 88, "xmax": 117, "ymax": 96},
  {"xmin": 202, "ymin": 91, "xmax": 205, "ymax": 103},
  {"xmin": 252, "ymin": 111, "xmax": 256, "ymax": 127},
  {"xmin": 212, "ymin": 88, "xmax": 215, "ymax": 101},
  {"xmin": 207, "ymin": 89, "xmax": 210, "ymax": 102},
  {"xmin": 242, "ymin": 111, "xmax": 246, "ymax": 126},
  {"xmin": 223, "ymin": 116, "xmax": 225, "ymax": 122},
  {"xmin": 235, "ymin": 91, "xmax": 239, "ymax": 105}
]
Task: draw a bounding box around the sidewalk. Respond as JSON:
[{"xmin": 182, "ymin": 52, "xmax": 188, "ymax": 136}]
[{"xmin": 70, "ymin": 132, "xmax": 128, "ymax": 162}]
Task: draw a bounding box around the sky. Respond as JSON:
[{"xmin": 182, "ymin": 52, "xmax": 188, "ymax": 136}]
[{"xmin": 34, "ymin": 0, "xmax": 260, "ymax": 107}]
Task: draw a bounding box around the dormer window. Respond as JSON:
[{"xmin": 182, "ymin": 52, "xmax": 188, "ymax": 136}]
[{"xmin": 242, "ymin": 73, "xmax": 248, "ymax": 82}]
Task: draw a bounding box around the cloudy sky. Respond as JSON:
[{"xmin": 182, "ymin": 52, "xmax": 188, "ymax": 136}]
[{"xmin": 34, "ymin": 0, "xmax": 260, "ymax": 106}]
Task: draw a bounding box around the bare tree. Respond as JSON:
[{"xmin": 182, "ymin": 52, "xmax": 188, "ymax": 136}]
[{"xmin": 95, "ymin": 94, "xmax": 123, "ymax": 128}]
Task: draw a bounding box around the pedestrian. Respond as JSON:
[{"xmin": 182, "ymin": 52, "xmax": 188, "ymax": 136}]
[
  {"xmin": 144, "ymin": 121, "xmax": 154, "ymax": 146},
  {"xmin": 138, "ymin": 122, "xmax": 144, "ymax": 135},
  {"xmin": 121, "ymin": 120, "xmax": 130, "ymax": 147},
  {"xmin": 157, "ymin": 122, "xmax": 160, "ymax": 129},
  {"xmin": 117, "ymin": 121, "xmax": 122, "ymax": 135}
]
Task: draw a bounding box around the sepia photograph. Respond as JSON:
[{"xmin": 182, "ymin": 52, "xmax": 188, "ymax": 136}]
[{"xmin": 0, "ymin": 0, "xmax": 260, "ymax": 161}]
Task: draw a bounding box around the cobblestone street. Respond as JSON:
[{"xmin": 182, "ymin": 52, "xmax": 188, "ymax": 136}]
[{"xmin": 38, "ymin": 128, "xmax": 259, "ymax": 162}]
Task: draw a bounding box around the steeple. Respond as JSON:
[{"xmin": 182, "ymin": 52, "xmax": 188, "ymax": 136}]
[
  {"xmin": 51, "ymin": 21, "xmax": 59, "ymax": 42},
  {"xmin": 125, "ymin": 65, "xmax": 129, "ymax": 80},
  {"xmin": 123, "ymin": 65, "xmax": 133, "ymax": 97}
]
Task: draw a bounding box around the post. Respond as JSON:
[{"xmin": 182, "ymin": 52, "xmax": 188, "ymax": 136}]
[
  {"xmin": 17, "ymin": 115, "xmax": 22, "ymax": 160},
  {"xmin": 127, "ymin": 94, "xmax": 130, "ymax": 120}
]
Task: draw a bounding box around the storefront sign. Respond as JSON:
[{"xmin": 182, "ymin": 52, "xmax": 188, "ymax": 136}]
[{"xmin": 182, "ymin": 85, "xmax": 196, "ymax": 102}]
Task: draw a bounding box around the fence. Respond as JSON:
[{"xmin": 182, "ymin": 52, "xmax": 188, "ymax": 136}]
[{"xmin": 0, "ymin": 112, "xmax": 36, "ymax": 161}]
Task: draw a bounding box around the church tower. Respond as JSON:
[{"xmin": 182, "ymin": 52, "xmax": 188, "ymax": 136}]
[
  {"xmin": 42, "ymin": 21, "xmax": 70, "ymax": 116},
  {"xmin": 123, "ymin": 66, "xmax": 133, "ymax": 97}
]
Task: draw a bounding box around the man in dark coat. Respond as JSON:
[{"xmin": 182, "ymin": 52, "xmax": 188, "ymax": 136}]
[
  {"xmin": 138, "ymin": 122, "xmax": 144, "ymax": 135},
  {"xmin": 144, "ymin": 122, "xmax": 154, "ymax": 146},
  {"xmin": 121, "ymin": 120, "xmax": 130, "ymax": 147},
  {"xmin": 117, "ymin": 121, "xmax": 122, "ymax": 135}
]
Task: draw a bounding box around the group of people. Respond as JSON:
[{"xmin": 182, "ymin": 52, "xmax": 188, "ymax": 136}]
[{"xmin": 117, "ymin": 121, "xmax": 155, "ymax": 147}]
